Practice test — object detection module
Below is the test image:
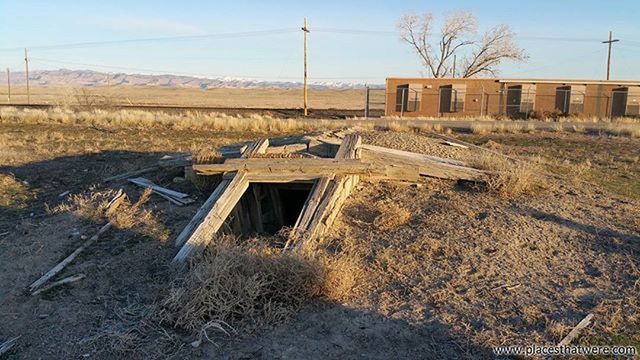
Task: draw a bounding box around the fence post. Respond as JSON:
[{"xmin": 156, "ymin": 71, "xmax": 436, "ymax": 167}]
[
  {"xmin": 400, "ymin": 88, "xmax": 406, "ymax": 118},
  {"xmin": 480, "ymin": 87, "xmax": 485, "ymax": 117},
  {"xmin": 364, "ymin": 86, "xmax": 370, "ymax": 118}
]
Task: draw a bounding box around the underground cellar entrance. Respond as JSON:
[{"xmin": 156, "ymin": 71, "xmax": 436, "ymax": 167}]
[{"xmin": 226, "ymin": 181, "xmax": 314, "ymax": 237}]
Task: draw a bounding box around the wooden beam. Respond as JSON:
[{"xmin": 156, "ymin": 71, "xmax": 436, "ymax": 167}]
[
  {"xmin": 173, "ymin": 171, "xmax": 250, "ymax": 263},
  {"xmin": 250, "ymin": 185, "xmax": 265, "ymax": 233},
  {"xmin": 174, "ymin": 179, "xmax": 231, "ymax": 247},
  {"xmin": 293, "ymin": 135, "xmax": 362, "ymax": 250},
  {"xmin": 265, "ymin": 143, "xmax": 308, "ymax": 154},
  {"xmin": 361, "ymin": 143, "xmax": 466, "ymax": 166},
  {"xmin": 285, "ymin": 176, "xmax": 332, "ymax": 248},
  {"xmin": 245, "ymin": 138, "xmax": 270, "ymax": 157},
  {"xmin": 335, "ymin": 133, "xmax": 361, "ymax": 159},
  {"xmin": 174, "ymin": 139, "xmax": 268, "ymax": 248},
  {"xmin": 360, "ymin": 147, "xmax": 485, "ymax": 181},
  {"xmin": 241, "ymin": 173, "xmax": 320, "ymax": 183},
  {"xmin": 193, "ymin": 158, "xmax": 386, "ymax": 176},
  {"xmin": 299, "ymin": 175, "xmax": 357, "ymax": 247}
]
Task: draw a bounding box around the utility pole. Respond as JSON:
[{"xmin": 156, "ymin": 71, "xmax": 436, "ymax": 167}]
[
  {"xmin": 6, "ymin": 68, "xmax": 11, "ymax": 104},
  {"xmin": 602, "ymin": 31, "xmax": 619, "ymax": 80},
  {"xmin": 24, "ymin": 48, "xmax": 30, "ymax": 104},
  {"xmin": 302, "ymin": 18, "xmax": 310, "ymax": 116}
]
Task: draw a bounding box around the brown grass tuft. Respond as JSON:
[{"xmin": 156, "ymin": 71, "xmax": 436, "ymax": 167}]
[
  {"xmin": 0, "ymin": 173, "xmax": 33, "ymax": 209},
  {"xmin": 54, "ymin": 188, "xmax": 168, "ymax": 241},
  {"xmin": 471, "ymin": 153, "xmax": 542, "ymax": 197},
  {"xmin": 162, "ymin": 235, "xmax": 366, "ymax": 337},
  {"xmin": 162, "ymin": 237, "xmax": 324, "ymax": 333},
  {"xmin": 191, "ymin": 148, "xmax": 225, "ymax": 165}
]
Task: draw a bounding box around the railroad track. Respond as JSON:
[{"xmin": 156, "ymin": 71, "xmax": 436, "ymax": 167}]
[{"xmin": 0, "ymin": 103, "xmax": 384, "ymax": 119}]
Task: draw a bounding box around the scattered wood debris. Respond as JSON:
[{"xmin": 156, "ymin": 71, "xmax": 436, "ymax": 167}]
[
  {"xmin": 557, "ymin": 313, "xmax": 594, "ymax": 346},
  {"xmin": 31, "ymin": 274, "xmax": 86, "ymax": 296},
  {"xmin": 29, "ymin": 191, "xmax": 126, "ymax": 293},
  {"xmin": 441, "ymin": 140, "xmax": 468, "ymax": 149},
  {"xmin": 0, "ymin": 336, "xmax": 20, "ymax": 356},
  {"xmin": 128, "ymin": 177, "xmax": 194, "ymax": 206}
]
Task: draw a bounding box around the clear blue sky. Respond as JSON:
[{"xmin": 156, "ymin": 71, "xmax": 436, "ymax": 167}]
[{"xmin": 1, "ymin": 0, "xmax": 639, "ymax": 83}]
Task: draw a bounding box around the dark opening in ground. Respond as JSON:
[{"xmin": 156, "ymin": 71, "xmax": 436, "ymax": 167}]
[{"xmin": 227, "ymin": 182, "xmax": 314, "ymax": 237}]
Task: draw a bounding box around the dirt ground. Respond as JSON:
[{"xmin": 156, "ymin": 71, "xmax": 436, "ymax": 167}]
[
  {"xmin": 0, "ymin": 86, "xmax": 380, "ymax": 111},
  {"xmin": 0, "ymin": 122, "xmax": 639, "ymax": 359}
]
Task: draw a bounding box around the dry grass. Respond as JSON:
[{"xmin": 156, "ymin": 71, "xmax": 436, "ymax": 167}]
[
  {"xmin": 372, "ymin": 201, "xmax": 412, "ymax": 231},
  {"xmin": 0, "ymin": 173, "xmax": 33, "ymax": 209},
  {"xmin": 0, "ymin": 107, "xmax": 351, "ymax": 133},
  {"xmin": 53, "ymin": 187, "xmax": 169, "ymax": 241},
  {"xmin": 469, "ymin": 119, "xmax": 640, "ymax": 138},
  {"xmin": 470, "ymin": 153, "xmax": 543, "ymax": 197},
  {"xmin": 161, "ymin": 234, "xmax": 364, "ymax": 339},
  {"xmin": 1, "ymin": 85, "xmax": 368, "ymax": 109},
  {"xmin": 162, "ymin": 237, "xmax": 324, "ymax": 333}
]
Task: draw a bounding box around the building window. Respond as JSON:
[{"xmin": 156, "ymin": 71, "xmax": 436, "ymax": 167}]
[
  {"xmin": 439, "ymin": 84, "xmax": 466, "ymax": 113},
  {"xmin": 626, "ymin": 87, "xmax": 640, "ymax": 116},
  {"xmin": 556, "ymin": 85, "xmax": 585, "ymax": 114},
  {"xmin": 395, "ymin": 84, "xmax": 422, "ymax": 113},
  {"xmin": 506, "ymin": 84, "xmax": 536, "ymax": 116}
]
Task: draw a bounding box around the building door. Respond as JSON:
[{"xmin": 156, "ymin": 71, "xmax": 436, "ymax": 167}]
[
  {"xmin": 506, "ymin": 85, "xmax": 522, "ymax": 116},
  {"xmin": 555, "ymin": 86, "xmax": 571, "ymax": 114},
  {"xmin": 611, "ymin": 87, "xmax": 628, "ymax": 117},
  {"xmin": 395, "ymin": 85, "xmax": 409, "ymax": 113}
]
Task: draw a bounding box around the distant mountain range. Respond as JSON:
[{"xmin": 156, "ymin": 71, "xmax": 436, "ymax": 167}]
[{"xmin": 0, "ymin": 69, "xmax": 382, "ymax": 90}]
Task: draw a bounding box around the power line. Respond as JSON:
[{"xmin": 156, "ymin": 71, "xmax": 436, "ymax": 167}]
[{"xmin": 0, "ymin": 28, "xmax": 299, "ymax": 52}]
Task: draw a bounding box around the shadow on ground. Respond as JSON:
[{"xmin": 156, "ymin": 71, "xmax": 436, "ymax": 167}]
[{"xmin": 0, "ymin": 151, "xmax": 495, "ymax": 359}]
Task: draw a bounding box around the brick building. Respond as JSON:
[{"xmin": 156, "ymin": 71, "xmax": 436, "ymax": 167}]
[{"xmin": 385, "ymin": 77, "xmax": 640, "ymax": 118}]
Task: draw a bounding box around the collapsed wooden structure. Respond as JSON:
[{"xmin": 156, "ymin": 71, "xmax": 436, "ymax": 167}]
[{"xmin": 173, "ymin": 133, "xmax": 487, "ymax": 263}]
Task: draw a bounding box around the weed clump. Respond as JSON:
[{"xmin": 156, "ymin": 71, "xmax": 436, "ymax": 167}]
[
  {"xmin": 162, "ymin": 237, "xmax": 324, "ymax": 332},
  {"xmin": 471, "ymin": 153, "xmax": 542, "ymax": 197}
]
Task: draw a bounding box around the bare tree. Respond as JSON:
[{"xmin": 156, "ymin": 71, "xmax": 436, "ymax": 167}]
[{"xmin": 398, "ymin": 11, "xmax": 527, "ymax": 78}]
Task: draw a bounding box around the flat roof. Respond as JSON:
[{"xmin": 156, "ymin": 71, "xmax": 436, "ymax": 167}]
[{"xmin": 386, "ymin": 77, "xmax": 640, "ymax": 86}]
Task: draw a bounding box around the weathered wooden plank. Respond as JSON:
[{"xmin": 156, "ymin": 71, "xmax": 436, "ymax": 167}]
[
  {"xmin": 0, "ymin": 336, "xmax": 20, "ymax": 356},
  {"xmin": 250, "ymin": 185, "xmax": 265, "ymax": 233},
  {"xmin": 268, "ymin": 186, "xmax": 285, "ymax": 229},
  {"xmin": 173, "ymin": 171, "xmax": 250, "ymax": 263},
  {"xmin": 335, "ymin": 134, "xmax": 361, "ymax": 159},
  {"xmin": 265, "ymin": 143, "xmax": 308, "ymax": 154},
  {"xmin": 239, "ymin": 173, "xmax": 320, "ymax": 183},
  {"xmin": 557, "ymin": 314, "xmax": 594, "ymax": 346},
  {"xmin": 245, "ymin": 138, "xmax": 270, "ymax": 157},
  {"xmin": 174, "ymin": 139, "xmax": 267, "ymax": 247},
  {"xmin": 128, "ymin": 177, "xmax": 193, "ymax": 205},
  {"xmin": 305, "ymin": 175, "xmax": 358, "ymax": 243},
  {"xmin": 31, "ymin": 274, "xmax": 86, "ymax": 296},
  {"xmin": 361, "ymin": 147, "xmax": 485, "ymax": 181},
  {"xmin": 285, "ymin": 176, "xmax": 332, "ymax": 248},
  {"xmin": 193, "ymin": 158, "xmax": 386, "ymax": 176},
  {"xmin": 361, "ymin": 143, "xmax": 466, "ymax": 166},
  {"xmin": 294, "ymin": 135, "xmax": 362, "ymax": 250},
  {"xmin": 174, "ymin": 179, "xmax": 231, "ymax": 247}
]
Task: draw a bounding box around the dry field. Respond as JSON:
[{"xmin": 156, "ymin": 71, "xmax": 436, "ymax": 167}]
[
  {"xmin": 0, "ymin": 108, "xmax": 639, "ymax": 359},
  {"xmin": 0, "ymin": 86, "xmax": 371, "ymax": 109}
]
